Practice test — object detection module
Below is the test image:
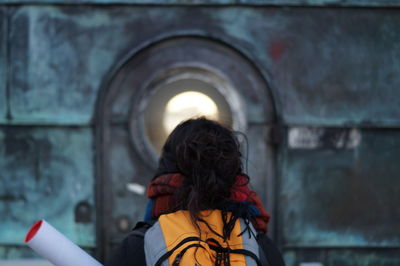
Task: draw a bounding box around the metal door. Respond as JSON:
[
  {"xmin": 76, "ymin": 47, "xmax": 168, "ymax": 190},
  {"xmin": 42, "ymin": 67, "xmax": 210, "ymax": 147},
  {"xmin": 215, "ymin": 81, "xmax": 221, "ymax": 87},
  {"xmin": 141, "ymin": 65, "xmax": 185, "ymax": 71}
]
[{"xmin": 96, "ymin": 36, "xmax": 277, "ymax": 259}]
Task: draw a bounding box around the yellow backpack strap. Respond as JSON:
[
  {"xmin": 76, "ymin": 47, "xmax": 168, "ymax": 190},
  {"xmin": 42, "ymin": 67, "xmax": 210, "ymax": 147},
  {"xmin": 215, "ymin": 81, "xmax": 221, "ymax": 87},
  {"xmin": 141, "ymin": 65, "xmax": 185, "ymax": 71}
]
[{"xmin": 145, "ymin": 210, "xmax": 263, "ymax": 266}]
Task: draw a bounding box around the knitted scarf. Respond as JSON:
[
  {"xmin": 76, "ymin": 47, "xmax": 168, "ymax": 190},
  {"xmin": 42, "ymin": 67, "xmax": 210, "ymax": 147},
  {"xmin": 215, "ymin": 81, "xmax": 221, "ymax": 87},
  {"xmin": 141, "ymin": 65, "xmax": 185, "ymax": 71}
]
[{"xmin": 144, "ymin": 173, "xmax": 270, "ymax": 234}]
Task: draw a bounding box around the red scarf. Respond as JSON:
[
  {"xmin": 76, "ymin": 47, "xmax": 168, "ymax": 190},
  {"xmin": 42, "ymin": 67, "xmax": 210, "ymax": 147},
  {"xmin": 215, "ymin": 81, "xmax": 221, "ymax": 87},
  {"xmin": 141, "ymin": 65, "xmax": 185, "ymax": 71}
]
[{"xmin": 147, "ymin": 173, "xmax": 270, "ymax": 233}]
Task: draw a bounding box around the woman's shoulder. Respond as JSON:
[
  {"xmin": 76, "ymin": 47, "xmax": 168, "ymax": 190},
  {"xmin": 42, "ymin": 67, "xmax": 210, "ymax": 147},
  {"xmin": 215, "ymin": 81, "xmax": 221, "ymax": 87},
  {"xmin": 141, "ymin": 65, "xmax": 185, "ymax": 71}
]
[{"xmin": 257, "ymin": 233, "xmax": 286, "ymax": 266}]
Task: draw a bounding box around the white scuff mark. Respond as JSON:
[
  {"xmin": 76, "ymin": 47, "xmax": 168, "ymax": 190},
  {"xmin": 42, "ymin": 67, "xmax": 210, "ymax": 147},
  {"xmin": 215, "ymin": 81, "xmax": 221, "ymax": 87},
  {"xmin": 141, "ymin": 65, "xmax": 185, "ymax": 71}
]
[
  {"xmin": 288, "ymin": 127, "xmax": 361, "ymax": 149},
  {"xmin": 347, "ymin": 128, "xmax": 362, "ymax": 148},
  {"xmin": 299, "ymin": 263, "xmax": 324, "ymax": 266},
  {"xmin": 126, "ymin": 183, "xmax": 146, "ymax": 195},
  {"xmin": 288, "ymin": 127, "xmax": 323, "ymax": 149}
]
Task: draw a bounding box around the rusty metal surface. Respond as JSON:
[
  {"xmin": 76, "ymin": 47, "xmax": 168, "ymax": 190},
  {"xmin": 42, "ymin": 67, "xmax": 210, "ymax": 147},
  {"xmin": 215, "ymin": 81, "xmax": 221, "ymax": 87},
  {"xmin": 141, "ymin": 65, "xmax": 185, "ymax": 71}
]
[
  {"xmin": 6, "ymin": 6, "xmax": 400, "ymax": 126},
  {"xmin": 0, "ymin": 127, "xmax": 96, "ymax": 247},
  {"xmin": 8, "ymin": 6, "xmax": 277, "ymax": 125},
  {"xmin": 8, "ymin": 6, "xmax": 122, "ymax": 125},
  {"xmin": 269, "ymin": 8, "xmax": 400, "ymax": 126},
  {"xmin": 280, "ymin": 128, "xmax": 400, "ymax": 247}
]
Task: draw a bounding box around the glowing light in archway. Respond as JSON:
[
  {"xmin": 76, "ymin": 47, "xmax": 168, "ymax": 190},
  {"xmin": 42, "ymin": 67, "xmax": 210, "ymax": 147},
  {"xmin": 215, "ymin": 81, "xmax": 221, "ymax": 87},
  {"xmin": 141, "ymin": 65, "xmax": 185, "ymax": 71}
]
[{"xmin": 163, "ymin": 91, "xmax": 219, "ymax": 134}]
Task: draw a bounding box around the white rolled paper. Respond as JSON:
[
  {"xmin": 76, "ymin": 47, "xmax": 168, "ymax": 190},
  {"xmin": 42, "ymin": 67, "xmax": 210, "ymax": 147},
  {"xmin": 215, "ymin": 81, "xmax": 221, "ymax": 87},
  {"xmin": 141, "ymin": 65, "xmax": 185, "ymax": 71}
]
[{"xmin": 24, "ymin": 220, "xmax": 103, "ymax": 266}]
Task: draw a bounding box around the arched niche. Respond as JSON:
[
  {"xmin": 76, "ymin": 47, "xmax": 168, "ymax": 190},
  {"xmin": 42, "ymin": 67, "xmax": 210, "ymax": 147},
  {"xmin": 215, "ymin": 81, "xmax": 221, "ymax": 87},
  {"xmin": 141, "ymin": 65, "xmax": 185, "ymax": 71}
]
[{"xmin": 95, "ymin": 36, "xmax": 277, "ymax": 259}]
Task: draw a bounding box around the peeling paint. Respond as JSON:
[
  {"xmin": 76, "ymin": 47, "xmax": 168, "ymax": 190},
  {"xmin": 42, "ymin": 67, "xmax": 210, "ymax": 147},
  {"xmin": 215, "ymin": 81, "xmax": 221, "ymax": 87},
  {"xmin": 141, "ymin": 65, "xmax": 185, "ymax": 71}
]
[
  {"xmin": 288, "ymin": 127, "xmax": 361, "ymax": 149},
  {"xmin": 269, "ymin": 38, "xmax": 287, "ymax": 63},
  {"xmin": 126, "ymin": 183, "xmax": 146, "ymax": 195}
]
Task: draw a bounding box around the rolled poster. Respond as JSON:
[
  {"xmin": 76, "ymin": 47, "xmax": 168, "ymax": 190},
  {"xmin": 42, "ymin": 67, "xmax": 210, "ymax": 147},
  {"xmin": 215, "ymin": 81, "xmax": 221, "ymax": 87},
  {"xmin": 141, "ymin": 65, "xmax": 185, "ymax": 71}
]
[{"xmin": 25, "ymin": 220, "xmax": 102, "ymax": 266}]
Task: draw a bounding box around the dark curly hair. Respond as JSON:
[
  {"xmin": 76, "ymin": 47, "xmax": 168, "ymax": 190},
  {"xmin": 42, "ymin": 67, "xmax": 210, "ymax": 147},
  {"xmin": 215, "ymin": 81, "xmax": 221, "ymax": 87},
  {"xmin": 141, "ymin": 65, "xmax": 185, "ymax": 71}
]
[{"xmin": 155, "ymin": 117, "xmax": 247, "ymax": 236}]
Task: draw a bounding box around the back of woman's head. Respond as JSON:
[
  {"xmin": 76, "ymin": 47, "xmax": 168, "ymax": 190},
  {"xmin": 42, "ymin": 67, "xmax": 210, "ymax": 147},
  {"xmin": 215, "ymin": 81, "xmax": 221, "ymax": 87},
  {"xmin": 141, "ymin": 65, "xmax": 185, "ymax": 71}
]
[{"xmin": 156, "ymin": 117, "xmax": 243, "ymax": 214}]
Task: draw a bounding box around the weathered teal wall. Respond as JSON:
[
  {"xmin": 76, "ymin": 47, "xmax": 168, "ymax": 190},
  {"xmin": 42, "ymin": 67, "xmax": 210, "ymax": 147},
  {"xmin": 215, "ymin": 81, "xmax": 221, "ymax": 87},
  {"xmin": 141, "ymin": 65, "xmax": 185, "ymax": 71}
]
[
  {"xmin": 1, "ymin": 3, "xmax": 400, "ymax": 265},
  {"xmin": 0, "ymin": 128, "xmax": 95, "ymax": 245},
  {"xmin": 281, "ymin": 129, "xmax": 400, "ymax": 246},
  {"xmin": 8, "ymin": 6, "xmax": 120, "ymax": 125},
  {"xmin": 3, "ymin": 6, "xmax": 400, "ymax": 126},
  {"xmin": 0, "ymin": 0, "xmax": 400, "ymax": 7},
  {"xmin": 269, "ymin": 10, "xmax": 400, "ymax": 126},
  {"xmin": 0, "ymin": 8, "xmax": 7, "ymax": 122}
]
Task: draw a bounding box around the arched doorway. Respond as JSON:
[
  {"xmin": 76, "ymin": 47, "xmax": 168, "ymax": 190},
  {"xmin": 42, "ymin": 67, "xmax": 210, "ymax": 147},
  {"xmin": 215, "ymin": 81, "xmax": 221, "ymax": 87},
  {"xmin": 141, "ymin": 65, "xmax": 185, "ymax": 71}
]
[{"xmin": 96, "ymin": 36, "xmax": 277, "ymax": 259}]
